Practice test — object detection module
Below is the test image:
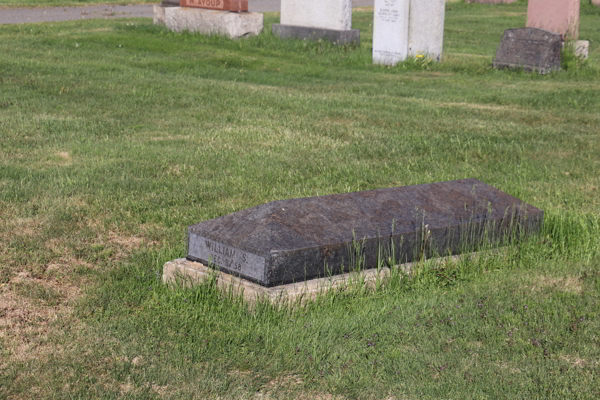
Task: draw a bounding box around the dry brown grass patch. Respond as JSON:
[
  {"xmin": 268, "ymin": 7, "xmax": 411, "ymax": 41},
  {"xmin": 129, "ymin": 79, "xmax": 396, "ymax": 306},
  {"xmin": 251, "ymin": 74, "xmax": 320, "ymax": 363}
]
[
  {"xmin": 0, "ymin": 262, "xmax": 87, "ymax": 385},
  {"xmin": 559, "ymin": 355, "xmax": 597, "ymax": 368},
  {"xmin": 9, "ymin": 217, "xmax": 41, "ymax": 238},
  {"xmin": 527, "ymin": 275, "xmax": 583, "ymax": 294}
]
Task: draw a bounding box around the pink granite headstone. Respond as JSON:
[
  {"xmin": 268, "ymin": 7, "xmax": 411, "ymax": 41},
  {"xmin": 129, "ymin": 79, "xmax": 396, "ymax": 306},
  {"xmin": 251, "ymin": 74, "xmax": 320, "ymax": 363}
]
[{"xmin": 527, "ymin": 0, "xmax": 580, "ymax": 40}]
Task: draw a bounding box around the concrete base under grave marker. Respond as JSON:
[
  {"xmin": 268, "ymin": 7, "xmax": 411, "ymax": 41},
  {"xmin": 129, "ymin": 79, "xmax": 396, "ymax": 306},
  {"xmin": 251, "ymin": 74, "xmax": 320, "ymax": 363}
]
[
  {"xmin": 163, "ymin": 257, "xmax": 414, "ymax": 306},
  {"xmin": 153, "ymin": 5, "xmax": 263, "ymax": 39},
  {"xmin": 373, "ymin": 0, "xmax": 410, "ymax": 65},
  {"xmin": 574, "ymin": 40, "xmax": 589, "ymax": 60},
  {"xmin": 527, "ymin": 0, "xmax": 580, "ymax": 40},
  {"xmin": 408, "ymin": 0, "xmax": 445, "ymax": 62},
  {"xmin": 273, "ymin": 0, "xmax": 359, "ymax": 45}
]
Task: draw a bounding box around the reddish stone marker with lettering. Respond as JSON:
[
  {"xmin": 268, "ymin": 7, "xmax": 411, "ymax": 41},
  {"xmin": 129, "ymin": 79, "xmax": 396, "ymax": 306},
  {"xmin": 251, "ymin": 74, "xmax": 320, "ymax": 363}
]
[{"xmin": 180, "ymin": 0, "xmax": 248, "ymax": 12}]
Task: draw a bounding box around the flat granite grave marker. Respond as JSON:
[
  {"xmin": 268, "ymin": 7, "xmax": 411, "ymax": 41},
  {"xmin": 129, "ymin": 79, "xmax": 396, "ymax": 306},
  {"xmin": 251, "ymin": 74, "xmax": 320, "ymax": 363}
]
[
  {"xmin": 493, "ymin": 28, "xmax": 562, "ymax": 74},
  {"xmin": 186, "ymin": 179, "xmax": 543, "ymax": 287}
]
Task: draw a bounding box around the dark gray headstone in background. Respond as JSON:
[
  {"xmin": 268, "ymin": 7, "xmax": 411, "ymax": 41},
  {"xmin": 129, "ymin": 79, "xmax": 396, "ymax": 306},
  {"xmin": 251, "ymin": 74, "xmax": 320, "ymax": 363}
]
[
  {"xmin": 187, "ymin": 179, "xmax": 543, "ymax": 287},
  {"xmin": 493, "ymin": 28, "xmax": 562, "ymax": 74}
]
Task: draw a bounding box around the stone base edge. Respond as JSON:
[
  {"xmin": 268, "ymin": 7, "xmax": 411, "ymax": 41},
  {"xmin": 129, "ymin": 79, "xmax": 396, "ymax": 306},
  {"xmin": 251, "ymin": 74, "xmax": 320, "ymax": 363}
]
[
  {"xmin": 272, "ymin": 24, "xmax": 360, "ymax": 45},
  {"xmin": 163, "ymin": 258, "xmax": 412, "ymax": 306},
  {"xmin": 154, "ymin": 4, "xmax": 167, "ymax": 25},
  {"xmin": 574, "ymin": 40, "xmax": 589, "ymax": 59},
  {"xmin": 491, "ymin": 61, "xmax": 559, "ymax": 75}
]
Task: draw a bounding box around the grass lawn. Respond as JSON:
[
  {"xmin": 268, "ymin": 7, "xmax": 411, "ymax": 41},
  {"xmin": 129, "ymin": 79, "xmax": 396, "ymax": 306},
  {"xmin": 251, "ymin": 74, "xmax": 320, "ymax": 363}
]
[{"xmin": 1, "ymin": 2, "xmax": 599, "ymax": 399}]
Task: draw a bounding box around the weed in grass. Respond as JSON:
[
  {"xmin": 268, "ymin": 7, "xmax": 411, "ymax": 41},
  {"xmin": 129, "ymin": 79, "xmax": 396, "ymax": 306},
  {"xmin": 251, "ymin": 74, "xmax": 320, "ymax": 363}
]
[{"xmin": 562, "ymin": 40, "xmax": 588, "ymax": 71}]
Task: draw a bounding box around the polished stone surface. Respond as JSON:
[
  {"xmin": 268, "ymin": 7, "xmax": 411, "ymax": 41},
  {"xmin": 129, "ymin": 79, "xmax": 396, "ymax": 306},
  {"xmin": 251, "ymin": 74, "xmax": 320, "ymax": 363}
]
[
  {"xmin": 493, "ymin": 28, "xmax": 562, "ymax": 74},
  {"xmin": 188, "ymin": 179, "xmax": 543, "ymax": 287}
]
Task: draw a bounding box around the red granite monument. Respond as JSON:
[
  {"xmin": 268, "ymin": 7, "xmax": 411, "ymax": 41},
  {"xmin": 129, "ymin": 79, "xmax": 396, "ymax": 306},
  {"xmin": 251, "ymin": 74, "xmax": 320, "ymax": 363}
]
[{"xmin": 180, "ymin": 0, "xmax": 248, "ymax": 12}]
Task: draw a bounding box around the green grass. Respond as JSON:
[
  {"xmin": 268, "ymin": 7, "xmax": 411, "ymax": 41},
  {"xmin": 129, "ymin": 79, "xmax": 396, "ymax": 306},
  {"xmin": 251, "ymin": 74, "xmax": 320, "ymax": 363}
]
[{"xmin": 1, "ymin": 3, "xmax": 599, "ymax": 399}]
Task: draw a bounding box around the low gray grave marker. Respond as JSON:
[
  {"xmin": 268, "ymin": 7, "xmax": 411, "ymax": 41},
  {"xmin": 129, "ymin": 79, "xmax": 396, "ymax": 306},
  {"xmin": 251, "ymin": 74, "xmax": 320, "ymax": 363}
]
[
  {"xmin": 187, "ymin": 179, "xmax": 543, "ymax": 287},
  {"xmin": 493, "ymin": 28, "xmax": 562, "ymax": 74},
  {"xmin": 272, "ymin": 0, "xmax": 360, "ymax": 45}
]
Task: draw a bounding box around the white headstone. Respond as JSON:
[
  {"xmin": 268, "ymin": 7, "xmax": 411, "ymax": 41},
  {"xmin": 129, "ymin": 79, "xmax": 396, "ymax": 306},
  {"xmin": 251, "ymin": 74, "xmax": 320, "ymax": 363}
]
[
  {"xmin": 373, "ymin": 0, "xmax": 410, "ymax": 66},
  {"xmin": 408, "ymin": 0, "xmax": 445, "ymax": 62},
  {"xmin": 280, "ymin": 0, "xmax": 352, "ymax": 31}
]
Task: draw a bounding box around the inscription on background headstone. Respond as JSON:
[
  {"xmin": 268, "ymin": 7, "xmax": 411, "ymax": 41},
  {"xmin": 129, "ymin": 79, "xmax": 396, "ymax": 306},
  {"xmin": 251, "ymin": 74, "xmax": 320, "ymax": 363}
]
[
  {"xmin": 493, "ymin": 28, "xmax": 561, "ymax": 74},
  {"xmin": 180, "ymin": 0, "xmax": 248, "ymax": 12},
  {"xmin": 187, "ymin": 179, "xmax": 543, "ymax": 287},
  {"xmin": 373, "ymin": 0, "xmax": 409, "ymax": 65}
]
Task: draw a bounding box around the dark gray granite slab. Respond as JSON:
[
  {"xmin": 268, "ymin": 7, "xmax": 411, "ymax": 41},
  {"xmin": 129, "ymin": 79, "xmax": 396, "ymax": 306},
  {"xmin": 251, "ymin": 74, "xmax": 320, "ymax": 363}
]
[
  {"xmin": 493, "ymin": 28, "xmax": 562, "ymax": 74},
  {"xmin": 187, "ymin": 179, "xmax": 543, "ymax": 287},
  {"xmin": 272, "ymin": 24, "xmax": 360, "ymax": 45}
]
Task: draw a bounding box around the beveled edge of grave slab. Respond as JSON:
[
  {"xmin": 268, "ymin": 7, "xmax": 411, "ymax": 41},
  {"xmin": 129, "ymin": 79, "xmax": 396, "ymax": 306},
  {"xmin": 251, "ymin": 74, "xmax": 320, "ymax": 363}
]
[{"xmin": 163, "ymin": 256, "xmax": 496, "ymax": 306}]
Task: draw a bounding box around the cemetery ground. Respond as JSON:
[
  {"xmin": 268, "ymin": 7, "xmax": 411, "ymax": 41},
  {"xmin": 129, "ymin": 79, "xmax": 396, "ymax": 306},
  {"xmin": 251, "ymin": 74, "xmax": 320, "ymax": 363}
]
[{"xmin": 1, "ymin": 2, "xmax": 599, "ymax": 399}]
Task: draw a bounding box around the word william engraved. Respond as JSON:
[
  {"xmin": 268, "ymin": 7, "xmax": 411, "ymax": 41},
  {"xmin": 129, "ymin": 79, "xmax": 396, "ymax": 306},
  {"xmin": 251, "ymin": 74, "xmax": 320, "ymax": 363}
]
[{"xmin": 204, "ymin": 239, "xmax": 248, "ymax": 271}]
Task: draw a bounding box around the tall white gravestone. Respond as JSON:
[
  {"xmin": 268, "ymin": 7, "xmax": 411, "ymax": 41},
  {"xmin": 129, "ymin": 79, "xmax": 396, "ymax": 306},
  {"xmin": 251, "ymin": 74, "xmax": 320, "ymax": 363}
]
[
  {"xmin": 408, "ymin": 0, "xmax": 445, "ymax": 62},
  {"xmin": 373, "ymin": 0, "xmax": 410, "ymax": 65},
  {"xmin": 373, "ymin": 0, "xmax": 446, "ymax": 65}
]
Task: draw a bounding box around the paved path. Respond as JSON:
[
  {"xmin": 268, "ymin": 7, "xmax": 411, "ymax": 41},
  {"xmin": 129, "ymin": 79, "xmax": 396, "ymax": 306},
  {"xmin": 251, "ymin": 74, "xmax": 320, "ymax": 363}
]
[{"xmin": 0, "ymin": 1, "xmax": 374, "ymax": 25}]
